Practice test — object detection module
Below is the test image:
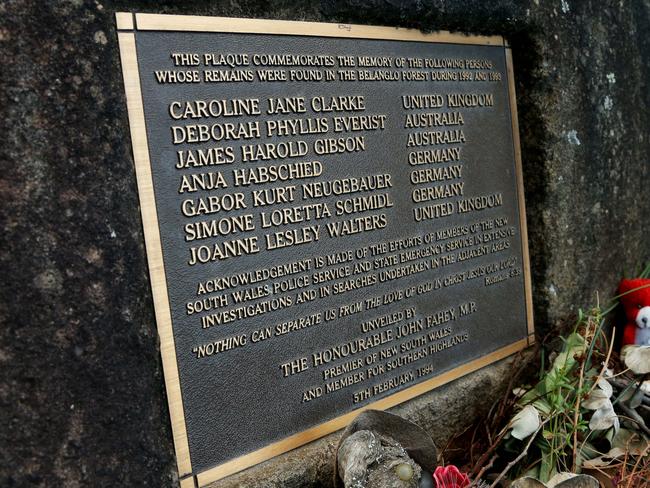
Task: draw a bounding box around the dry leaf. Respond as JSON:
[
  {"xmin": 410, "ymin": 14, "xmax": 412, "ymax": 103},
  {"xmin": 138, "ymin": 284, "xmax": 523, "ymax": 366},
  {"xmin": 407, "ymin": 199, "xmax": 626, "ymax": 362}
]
[
  {"xmin": 512, "ymin": 473, "xmax": 599, "ymax": 488},
  {"xmin": 582, "ymin": 379, "xmax": 613, "ymax": 410},
  {"xmin": 622, "ymin": 345, "xmax": 650, "ymax": 374},
  {"xmin": 611, "ymin": 428, "xmax": 650, "ymax": 456},
  {"xmin": 589, "ymin": 402, "xmax": 619, "ymax": 431},
  {"xmin": 582, "ymin": 447, "xmax": 625, "ymax": 468},
  {"xmin": 510, "ymin": 405, "xmax": 540, "ymax": 440}
]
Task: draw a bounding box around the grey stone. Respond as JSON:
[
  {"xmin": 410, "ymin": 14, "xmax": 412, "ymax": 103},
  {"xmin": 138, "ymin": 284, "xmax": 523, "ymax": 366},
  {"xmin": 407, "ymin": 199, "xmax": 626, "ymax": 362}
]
[
  {"xmin": 337, "ymin": 431, "xmax": 421, "ymax": 488},
  {"xmin": 334, "ymin": 410, "xmax": 438, "ymax": 488},
  {"xmin": 1, "ymin": 0, "xmax": 649, "ymax": 487},
  {"xmin": 334, "ymin": 409, "xmax": 438, "ymax": 487}
]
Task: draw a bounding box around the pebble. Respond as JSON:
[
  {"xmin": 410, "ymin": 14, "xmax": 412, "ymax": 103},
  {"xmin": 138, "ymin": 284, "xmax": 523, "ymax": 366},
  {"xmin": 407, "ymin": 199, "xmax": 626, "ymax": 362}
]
[{"xmin": 396, "ymin": 463, "xmax": 414, "ymax": 481}]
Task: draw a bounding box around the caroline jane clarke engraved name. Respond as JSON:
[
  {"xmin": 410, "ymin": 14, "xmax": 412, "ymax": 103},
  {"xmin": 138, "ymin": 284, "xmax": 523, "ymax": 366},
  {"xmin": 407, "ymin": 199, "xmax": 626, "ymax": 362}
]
[{"xmin": 117, "ymin": 14, "xmax": 532, "ymax": 485}]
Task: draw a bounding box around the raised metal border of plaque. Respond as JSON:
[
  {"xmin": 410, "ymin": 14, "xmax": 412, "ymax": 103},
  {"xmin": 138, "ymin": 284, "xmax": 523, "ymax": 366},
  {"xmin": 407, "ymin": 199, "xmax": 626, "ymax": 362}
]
[{"xmin": 116, "ymin": 12, "xmax": 534, "ymax": 488}]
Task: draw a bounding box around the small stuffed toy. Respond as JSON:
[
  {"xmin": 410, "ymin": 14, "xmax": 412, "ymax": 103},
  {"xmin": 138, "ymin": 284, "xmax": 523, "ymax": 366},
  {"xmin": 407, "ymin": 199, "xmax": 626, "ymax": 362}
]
[{"xmin": 619, "ymin": 278, "xmax": 650, "ymax": 346}]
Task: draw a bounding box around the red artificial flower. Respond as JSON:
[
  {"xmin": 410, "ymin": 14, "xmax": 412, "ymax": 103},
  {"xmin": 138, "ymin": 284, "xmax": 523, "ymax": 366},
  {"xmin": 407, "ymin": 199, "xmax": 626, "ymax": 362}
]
[{"xmin": 433, "ymin": 465, "xmax": 470, "ymax": 488}]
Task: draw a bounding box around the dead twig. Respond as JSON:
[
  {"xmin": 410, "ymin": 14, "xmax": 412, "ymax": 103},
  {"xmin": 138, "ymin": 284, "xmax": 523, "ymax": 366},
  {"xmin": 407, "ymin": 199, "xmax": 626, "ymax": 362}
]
[
  {"xmin": 439, "ymin": 424, "xmax": 471, "ymax": 465},
  {"xmin": 469, "ymin": 350, "xmax": 537, "ymax": 479},
  {"xmin": 489, "ymin": 421, "xmax": 547, "ymax": 488},
  {"xmin": 469, "ymin": 421, "xmax": 479, "ymax": 466},
  {"xmin": 470, "ymin": 453, "xmax": 498, "ymax": 487},
  {"xmin": 630, "ymin": 373, "xmax": 650, "ymax": 407},
  {"xmin": 625, "ymin": 444, "xmax": 650, "ymax": 488},
  {"xmin": 617, "ymin": 403, "xmax": 650, "ymax": 437},
  {"xmin": 470, "ymin": 428, "xmax": 509, "ymax": 480},
  {"xmin": 586, "ymin": 327, "xmax": 616, "ymax": 396},
  {"xmin": 572, "ymin": 349, "xmax": 586, "ymax": 471},
  {"xmin": 611, "ymin": 377, "xmax": 634, "ymax": 391}
]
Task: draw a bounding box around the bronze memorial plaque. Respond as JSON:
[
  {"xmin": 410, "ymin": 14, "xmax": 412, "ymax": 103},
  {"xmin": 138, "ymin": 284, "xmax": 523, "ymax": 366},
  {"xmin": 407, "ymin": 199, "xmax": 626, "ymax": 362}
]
[{"xmin": 117, "ymin": 13, "xmax": 534, "ymax": 487}]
